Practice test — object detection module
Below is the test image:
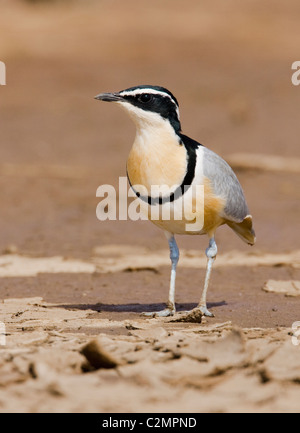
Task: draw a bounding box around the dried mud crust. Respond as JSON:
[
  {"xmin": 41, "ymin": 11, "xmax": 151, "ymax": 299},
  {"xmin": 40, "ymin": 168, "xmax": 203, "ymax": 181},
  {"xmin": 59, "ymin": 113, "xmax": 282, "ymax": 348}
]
[{"xmin": 0, "ymin": 297, "xmax": 299, "ymax": 413}]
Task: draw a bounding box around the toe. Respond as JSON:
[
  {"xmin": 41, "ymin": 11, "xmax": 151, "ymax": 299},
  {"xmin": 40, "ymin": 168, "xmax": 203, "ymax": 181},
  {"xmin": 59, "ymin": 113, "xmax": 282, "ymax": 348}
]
[{"xmin": 199, "ymin": 305, "xmax": 214, "ymax": 317}]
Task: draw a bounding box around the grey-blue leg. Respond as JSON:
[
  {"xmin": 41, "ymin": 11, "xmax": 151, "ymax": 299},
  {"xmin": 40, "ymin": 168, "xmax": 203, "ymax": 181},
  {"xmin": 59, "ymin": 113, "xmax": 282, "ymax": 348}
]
[
  {"xmin": 198, "ymin": 237, "xmax": 217, "ymax": 317},
  {"xmin": 167, "ymin": 234, "xmax": 179, "ymax": 313},
  {"xmin": 143, "ymin": 232, "xmax": 179, "ymax": 317}
]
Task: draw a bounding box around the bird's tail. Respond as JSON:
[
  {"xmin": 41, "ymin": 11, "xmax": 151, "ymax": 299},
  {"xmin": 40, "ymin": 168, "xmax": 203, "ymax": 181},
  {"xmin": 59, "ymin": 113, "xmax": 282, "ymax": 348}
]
[{"xmin": 226, "ymin": 215, "xmax": 256, "ymax": 245}]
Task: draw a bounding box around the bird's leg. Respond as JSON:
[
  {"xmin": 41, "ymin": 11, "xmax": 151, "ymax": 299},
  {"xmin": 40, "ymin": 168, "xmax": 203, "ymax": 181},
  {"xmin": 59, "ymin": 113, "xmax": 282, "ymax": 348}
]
[
  {"xmin": 198, "ymin": 237, "xmax": 217, "ymax": 317},
  {"xmin": 143, "ymin": 233, "xmax": 179, "ymax": 317},
  {"xmin": 166, "ymin": 234, "xmax": 179, "ymax": 314}
]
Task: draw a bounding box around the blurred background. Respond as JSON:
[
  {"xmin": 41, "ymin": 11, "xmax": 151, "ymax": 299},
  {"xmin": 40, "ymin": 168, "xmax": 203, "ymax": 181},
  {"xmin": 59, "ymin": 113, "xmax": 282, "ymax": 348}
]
[{"xmin": 0, "ymin": 0, "xmax": 299, "ymax": 260}]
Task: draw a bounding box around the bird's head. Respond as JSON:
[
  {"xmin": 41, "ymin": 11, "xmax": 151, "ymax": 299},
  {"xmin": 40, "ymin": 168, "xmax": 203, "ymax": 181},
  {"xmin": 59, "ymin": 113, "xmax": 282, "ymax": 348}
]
[{"xmin": 95, "ymin": 85, "xmax": 181, "ymax": 134}]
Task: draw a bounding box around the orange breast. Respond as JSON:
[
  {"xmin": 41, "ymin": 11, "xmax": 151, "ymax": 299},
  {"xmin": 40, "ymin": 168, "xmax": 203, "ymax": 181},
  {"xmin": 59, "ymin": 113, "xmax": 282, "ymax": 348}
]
[
  {"xmin": 127, "ymin": 133, "xmax": 187, "ymax": 192},
  {"xmin": 127, "ymin": 132, "xmax": 226, "ymax": 236}
]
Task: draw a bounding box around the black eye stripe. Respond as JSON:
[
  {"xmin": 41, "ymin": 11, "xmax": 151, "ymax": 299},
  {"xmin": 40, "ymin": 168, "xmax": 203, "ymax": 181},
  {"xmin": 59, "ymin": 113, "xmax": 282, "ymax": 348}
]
[
  {"xmin": 121, "ymin": 92, "xmax": 181, "ymax": 132},
  {"xmin": 139, "ymin": 93, "xmax": 152, "ymax": 103}
]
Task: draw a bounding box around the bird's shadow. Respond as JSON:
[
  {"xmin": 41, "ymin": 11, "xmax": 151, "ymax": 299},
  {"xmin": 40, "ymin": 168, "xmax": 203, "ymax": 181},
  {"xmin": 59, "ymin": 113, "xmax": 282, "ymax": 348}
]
[{"xmin": 56, "ymin": 301, "xmax": 227, "ymax": 314}]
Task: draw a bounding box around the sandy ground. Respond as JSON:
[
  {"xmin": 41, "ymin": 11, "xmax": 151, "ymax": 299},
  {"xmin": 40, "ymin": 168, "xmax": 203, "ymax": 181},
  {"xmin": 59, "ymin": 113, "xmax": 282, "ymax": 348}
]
[{"xmin": 0, "ymin": 0, "xmax": 299, "ymax": 413}]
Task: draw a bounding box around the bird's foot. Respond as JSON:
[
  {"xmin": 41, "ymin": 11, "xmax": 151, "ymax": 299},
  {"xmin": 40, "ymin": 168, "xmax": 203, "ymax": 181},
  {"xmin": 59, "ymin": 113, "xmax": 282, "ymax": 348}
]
[
  {"xmin": 198, "ymin": 304, "xmax": 214, "ymax": 317},
  {"xmin": 142, "ymin": 304, "xmax": 175, "ymax": 318}
]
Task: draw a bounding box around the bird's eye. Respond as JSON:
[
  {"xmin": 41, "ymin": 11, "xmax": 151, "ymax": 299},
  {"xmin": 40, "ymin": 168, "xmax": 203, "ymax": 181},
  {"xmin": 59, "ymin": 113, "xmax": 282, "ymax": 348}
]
[{"xmin": 139, "ymin": 93, "xmax": 152, "ymax": 103}]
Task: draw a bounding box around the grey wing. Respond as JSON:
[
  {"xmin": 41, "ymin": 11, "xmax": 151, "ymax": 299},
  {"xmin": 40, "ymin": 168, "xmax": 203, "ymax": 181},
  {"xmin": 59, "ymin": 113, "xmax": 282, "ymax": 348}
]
[{"xmin": 202, "ymin": 147, "xmax": 250, "ymax": 223}]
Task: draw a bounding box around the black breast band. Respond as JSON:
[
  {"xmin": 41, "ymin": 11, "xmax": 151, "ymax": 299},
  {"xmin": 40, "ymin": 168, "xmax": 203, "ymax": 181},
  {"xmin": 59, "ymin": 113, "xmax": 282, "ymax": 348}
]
[{"xmin": 127, "ymin": 134, "xmax": 201, "ymax": 205}]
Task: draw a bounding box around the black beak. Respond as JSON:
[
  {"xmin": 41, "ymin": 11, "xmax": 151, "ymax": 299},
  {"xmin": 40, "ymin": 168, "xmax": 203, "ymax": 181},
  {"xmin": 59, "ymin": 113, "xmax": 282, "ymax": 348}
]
[{"xmin": 94, "ymin": 92, "xmax": 123, "ymax": 102}]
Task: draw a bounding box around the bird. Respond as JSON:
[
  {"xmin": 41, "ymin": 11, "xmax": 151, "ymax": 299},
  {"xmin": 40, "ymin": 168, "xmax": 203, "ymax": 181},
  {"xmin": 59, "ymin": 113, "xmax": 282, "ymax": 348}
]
[{"xmin": 95, "ymin": 85, "xmax": 256, "ymax": 318}]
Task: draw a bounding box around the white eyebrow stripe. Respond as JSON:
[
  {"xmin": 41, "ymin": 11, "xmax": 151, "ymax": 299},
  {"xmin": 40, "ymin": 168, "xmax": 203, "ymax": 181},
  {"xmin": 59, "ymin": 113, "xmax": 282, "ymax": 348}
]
[
  {"xmin": 119, "ymin": 88, "xmax": 180, "ymax": 119},
  {"xmin": 119, "ymin": 88, "xmax": 174, "ymax": 100}
]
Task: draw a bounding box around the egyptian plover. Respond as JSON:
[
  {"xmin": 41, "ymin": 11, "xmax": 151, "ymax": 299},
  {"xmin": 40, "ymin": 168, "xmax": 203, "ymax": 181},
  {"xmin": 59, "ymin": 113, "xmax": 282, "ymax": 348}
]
[{"xmin": 95, "ymin": 85, "xmax": 256, "ymax": 318}]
